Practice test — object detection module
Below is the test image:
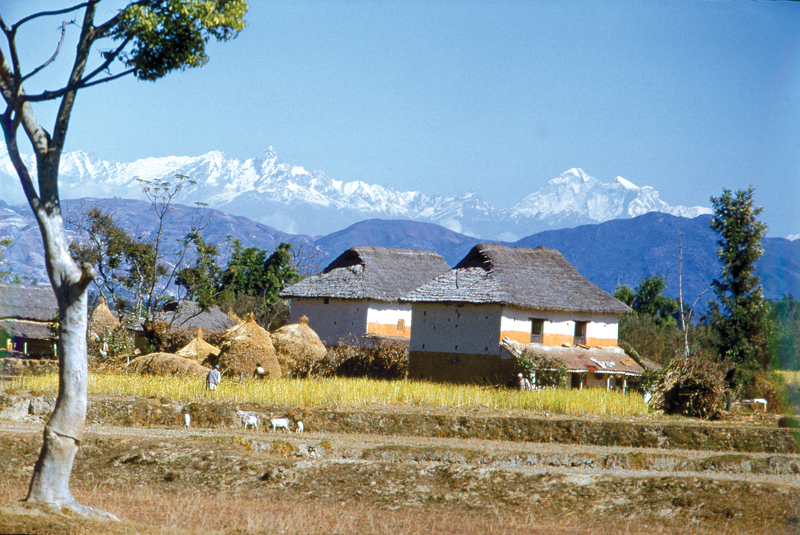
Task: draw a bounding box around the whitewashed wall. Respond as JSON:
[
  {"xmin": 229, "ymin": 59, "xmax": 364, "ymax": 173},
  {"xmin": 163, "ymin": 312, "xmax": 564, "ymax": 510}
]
[
  {"xmin": 409, "ymin": 303, "xmax": 502, "ymax": 355},
  {"xmin": 366, "ymin": 302, "xmax": 412, "ymax": 326},
  {"xmin": 499, "ymin": 308, "xmax": 619, "ymax": 343},
  {"xmin": 288, "ymin": 297, "xmax": 369, "ymax": 346}
]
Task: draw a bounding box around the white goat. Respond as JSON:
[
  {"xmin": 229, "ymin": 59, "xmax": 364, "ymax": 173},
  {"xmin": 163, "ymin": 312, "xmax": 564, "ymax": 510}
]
[
  {"xmin": 296, "ymin": 421, "xmax": 304, "ymax": 434},
  {"xmin": 270, "ymin": 416, "xmax": 291, "ymax": 432},
  {"xmin": 242, "ymin": 414, "xmax": 258, "ymax": 431},
  {"xmin": 184, "ymin": 413, "xmax": 191, "ymax": 429}
]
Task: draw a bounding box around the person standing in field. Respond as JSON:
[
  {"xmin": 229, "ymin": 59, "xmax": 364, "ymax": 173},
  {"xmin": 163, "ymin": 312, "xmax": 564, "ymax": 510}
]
[{"xmin": 207, "ymin": 364, "xmax": 221, "ymax": 391}]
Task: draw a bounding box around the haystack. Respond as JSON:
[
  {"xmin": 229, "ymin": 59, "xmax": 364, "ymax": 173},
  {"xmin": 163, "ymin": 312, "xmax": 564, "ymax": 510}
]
[
  {"xmin": 271, "ymin": 316, "xmax": 326, "ymax": 375},
  {"xmin": 89, "ymin": 297, "xmax": 120, "ymax": 335},
  {"xmin": 175, "ymin": 328, "xmax": 221, "ymax": 365},
  {"xmin": 126, "ymin": 352, "xmax": 209, "ymax": 378},
  {"xmin": 216, "ymin": 313, "xmax": 281, "ymax": 379}
]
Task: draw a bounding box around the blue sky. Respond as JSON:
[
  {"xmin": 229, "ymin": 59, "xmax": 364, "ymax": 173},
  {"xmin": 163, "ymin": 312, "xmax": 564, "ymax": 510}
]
[{"xmin": 4, "ymin": 1, "xmax": 800, "ymax": 237}]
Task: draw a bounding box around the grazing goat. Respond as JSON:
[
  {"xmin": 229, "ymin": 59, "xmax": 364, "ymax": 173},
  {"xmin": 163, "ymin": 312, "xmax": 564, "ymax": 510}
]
[
  {"xmin": 184, "ymin": 413, "xmax": 191, "ymax": 429},
  {"xmin": 270, "ymin": 416, "xmax": 291, "ymax": 432},
  {"xmin": 242, "ymin": 414, "xmax": 258, "ymax": 431},
  {"xmin": 296, "ymin": 421, "xmax": 304, "ymax": 434}
]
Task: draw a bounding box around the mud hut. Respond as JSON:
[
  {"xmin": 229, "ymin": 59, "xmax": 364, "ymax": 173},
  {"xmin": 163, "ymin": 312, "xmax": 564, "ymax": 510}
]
[
  {"xmin": 271, "ymin": 315, "xmax": 327, "ymax": 375},
  {"xmin": 216, "ymin": 313, "xmax": 281, "ymax": 379},
  {"xmin": 126, "ymin": 352, "xmax": 209, "ymax": 378},
  {"xmin": 175, "ymin": 328, "xmax": 221, "ymax": 366}
]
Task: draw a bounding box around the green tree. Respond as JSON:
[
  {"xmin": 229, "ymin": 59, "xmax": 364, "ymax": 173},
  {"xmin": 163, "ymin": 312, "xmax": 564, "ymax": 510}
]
[
  {"xmin": 616, "ymin": 276, "xmax": 681, "ymax": 365},
  {"xmin": 175, "ymin": 230, "xmax": 223, "ymax": 311},
  {"xmin": 632, "ymin": 274, "xmax": 678, "ymax": 327},
  {"xmin": 708, "ymin": 186, "xmax": 770, "ymax": 372},
  {"xmin": 0, "ymin": 0, "xmax": 246, "ymax": 517},
  {"xmin": 218, "ymin": 240, "xmax": 301, "ymax": 329},
  {"xmin": 767, "ymin": 295, "xmax": 800, "ymax": 370}
]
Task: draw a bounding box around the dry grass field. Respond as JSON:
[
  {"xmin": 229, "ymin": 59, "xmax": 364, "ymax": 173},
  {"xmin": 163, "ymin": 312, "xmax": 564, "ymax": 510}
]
[{"xmin": 1, "ymin": 374, "xmax": 798, "ymax": 534}]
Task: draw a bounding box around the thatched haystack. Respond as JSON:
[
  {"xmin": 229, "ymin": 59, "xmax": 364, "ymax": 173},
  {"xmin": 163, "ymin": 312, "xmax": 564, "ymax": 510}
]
[
  {"xmin": 216, "ymin": 313, "xmax": 281, "ymax": 379},
  {"xmin": 126, "ymin": 352, "xmax": 209, "ymax": 378},
  {"xmin": 271, "ymin": 316, "xmax": 327, "ymax": 376},
  {"xmin": 176, "ymin": 328, "xmax": 221, "ymax": 365},
  {"xmin": 651, "ymin": 355, "xmax": 728, "ymax": 419},
  {"xmin": 89, "ymin": 297, "xmax": 120, "ymax": 335}
]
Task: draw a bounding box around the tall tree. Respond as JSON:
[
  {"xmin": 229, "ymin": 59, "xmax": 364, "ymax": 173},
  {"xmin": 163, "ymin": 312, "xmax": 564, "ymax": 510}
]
[
  {"xmin": 708, "ymin": 186, "xmax": 770, "ymax": 372},
  {"xmin": 0, "ymin": 0, "xmax": 246, "ymax": 517}
]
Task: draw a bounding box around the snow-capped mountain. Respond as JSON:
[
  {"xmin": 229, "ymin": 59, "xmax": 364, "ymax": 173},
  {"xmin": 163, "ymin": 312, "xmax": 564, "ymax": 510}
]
[{"xmin": 0, "ymin": 144, "xmax": 710, "ymax": 239}]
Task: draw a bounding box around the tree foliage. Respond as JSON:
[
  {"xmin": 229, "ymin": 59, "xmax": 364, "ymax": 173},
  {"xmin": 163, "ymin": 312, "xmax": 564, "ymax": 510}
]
[
  {"xmin": 767, "ymin": 295, "xmax": 800, "ymax": 370},
  {"xmin": 708, "ymin": 186, "xmax": 769, "ymax": 371},
  {"xmin": 0, "ymin": 0, "xmax": 247, "ymax": 515}
]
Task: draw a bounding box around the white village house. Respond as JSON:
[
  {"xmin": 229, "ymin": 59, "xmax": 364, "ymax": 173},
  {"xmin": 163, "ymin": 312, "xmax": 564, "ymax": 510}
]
[
  {"xmin": 280, "ymin": 246, "xmax": 449, "ymax": 347},
  {"xmin": 403, "ymin": 243, "xmax": 656, "ymax": 386}
]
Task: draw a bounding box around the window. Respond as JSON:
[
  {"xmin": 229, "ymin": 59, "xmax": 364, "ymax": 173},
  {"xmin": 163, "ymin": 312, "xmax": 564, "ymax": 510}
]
[
  {"xmin": 573, "ymin": 321, "xmax": 588, "ymax": 346},
  {"xmin": 323, "ymin": 298, "xmax": 330, "ymax": 305},
  {"xmin": 397, "ymin": 319, "xmax": 405, "ymax": 333},
  {"xmin": 530, "ymin": 318, "xmax": 544, "ymax": 344}
]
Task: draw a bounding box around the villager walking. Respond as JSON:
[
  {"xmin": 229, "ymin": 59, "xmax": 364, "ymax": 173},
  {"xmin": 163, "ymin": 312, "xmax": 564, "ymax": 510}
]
[
  {"xmin": 207, "ymin": 364, "xmax": 221, "ymax": 391},
  {"xmin": 517, "ymin": 373, "xmax": 533, "ymax": 391}
]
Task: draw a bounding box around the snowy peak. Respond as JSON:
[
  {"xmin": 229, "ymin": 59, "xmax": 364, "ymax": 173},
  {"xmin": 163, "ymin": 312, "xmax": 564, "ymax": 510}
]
[{"xmin": 0, "ymin": 143, "xmax": 711, "ymax": 238}]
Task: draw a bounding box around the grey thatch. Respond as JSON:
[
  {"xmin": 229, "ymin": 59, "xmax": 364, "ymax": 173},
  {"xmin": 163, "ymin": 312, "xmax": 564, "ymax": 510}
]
[
  {"xmin": 271, "ymin": 315, "xmax": 327, "ymax": 374},
  {"xmin": 403, "ymin": 244, "xmax": 630, "ymax": 314},
  {"xmin": 0, "ymin": 283, "xmax": 57, "ymax": 321},
  {"xmin": 125, "ymin": 352, "xmax": 210, "ymax": 378},
  {"xmin": 217, "ymin": 313, "xmax": 281, "ymax": 379},
  {"xmin": 176, "ymin": 328, "xmax": 221, "ymax": 363},
  {"xmin": 0, "ymin": 319, "xmax": 54, "ymax": 340},
  {"xmin": 280, "ymin": 246, "xmax": 449, "ymax": 302},
  {"xmin": 501, "ymin": 338, "xmax": 657, "ymax": 377},
  {"xmin": 131, "ymin": 301, "xmax": 237, "ymax": 333}
]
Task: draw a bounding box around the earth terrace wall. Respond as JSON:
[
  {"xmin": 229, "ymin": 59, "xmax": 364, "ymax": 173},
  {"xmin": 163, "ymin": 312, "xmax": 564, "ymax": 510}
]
[{"xmin": 1, "ymin": 393, "xmax": 797, "ymax": 453}]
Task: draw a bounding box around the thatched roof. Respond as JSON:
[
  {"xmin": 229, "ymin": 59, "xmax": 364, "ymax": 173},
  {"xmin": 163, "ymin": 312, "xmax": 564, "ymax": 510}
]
[
  {"xmin": 271, "ymin": 315, "xmax": 327, "ymax": 373},
  {"xmin": 216, "ymin": 314, "xmax": 281, "ymax": 378},
  {"xmin": 0, "ymin": 319, "xmax": 54, "ymax": 340},
  {"xmin": 280, "ymin": 246, "xmax": 449, "ymax": 302},
  {"xmin": 175, "ymin": 328, "xmax": 221, "ymax": 363},
  {"xmin": 403, "ymin": 244, "xmax": 630, "ymax": 315},
  {"xmin": 89, "ymin": 298, "xmax": 120, "ymax": 332},
  {"xmin": 130, "ymin": 301, "xmax": 237, "ymax": 332},
  {"xmin": 501, "ymin": 338, "xmax": 659, "ymax": 377},
  {"xmin": 0, "ymin": 283, "xmax": 57, "ymax": 322},
  {"xmin": 125, "ymin": 352, "xmax": 210, "ymax": 378}
]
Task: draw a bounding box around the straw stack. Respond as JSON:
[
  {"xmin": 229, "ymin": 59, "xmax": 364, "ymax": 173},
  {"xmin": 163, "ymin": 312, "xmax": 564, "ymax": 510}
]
[
  {"xmin": 126, "ymin": 352, "xmax": 209, "ymax": 378},
  {"xmin": 216, "ymin": 313, "xmax": 281, "ymax": 379},
  {"xmin": 271, "ymin": 315, "xmax": 326, "ymax": 375},
  {"xmin": 175, "ymin": 328, "xmax": 221, "ymax": 366},
  {"xmin": 89, "ymin": 297, "xmax": 120, "ymax": 335}
]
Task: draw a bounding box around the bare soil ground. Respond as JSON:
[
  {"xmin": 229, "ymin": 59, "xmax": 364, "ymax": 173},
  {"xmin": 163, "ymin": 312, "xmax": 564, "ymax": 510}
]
[{"xmin": 1, "ymin": 394, "xmax": 799, "ymax": 534}]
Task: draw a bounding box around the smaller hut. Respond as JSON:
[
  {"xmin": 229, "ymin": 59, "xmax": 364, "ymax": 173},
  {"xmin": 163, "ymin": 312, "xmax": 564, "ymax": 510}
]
[
  {"xmin": 175, "ymin": 328, "xmax": 221, "ymax": 366},
  {"xmin": 126, "ymin": 352, "xmax": 209, "ymax": 378},
  {"xmin": 271, "ymin": 315, "xmax": 327, "ymax": 375},
  {"xmin": 217, "ymin": 313, "xmax": 281, "ymax": 379}
]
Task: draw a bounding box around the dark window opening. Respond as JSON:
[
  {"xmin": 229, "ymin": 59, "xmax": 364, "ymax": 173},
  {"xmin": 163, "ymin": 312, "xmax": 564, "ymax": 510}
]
[
  {"xmin": 530, "ymin": 318, "xmax": 544, "ymax": 344},
  {"xmin": 323, "ymin": 298, "xmax": 330, "ymax": 305},
  {"xmin": 574, "ymin": 321, "xmax": 588, "ymax": 346}
]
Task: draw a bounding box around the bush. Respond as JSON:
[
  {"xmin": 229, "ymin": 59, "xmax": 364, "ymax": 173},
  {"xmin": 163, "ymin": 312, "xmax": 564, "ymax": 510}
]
[
  {"xmin": 514, "ymin": 351, "xmax": 567, "ymax": 388},
  {"xmin": 299, "ymin": 341, "xmax": 408, "ymax": 380}
]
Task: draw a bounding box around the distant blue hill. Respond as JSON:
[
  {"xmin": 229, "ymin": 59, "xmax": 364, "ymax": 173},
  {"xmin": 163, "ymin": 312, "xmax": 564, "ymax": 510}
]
[{"xmin": 4, "ymin": 199, "xmax": 798, "ymax": 307}]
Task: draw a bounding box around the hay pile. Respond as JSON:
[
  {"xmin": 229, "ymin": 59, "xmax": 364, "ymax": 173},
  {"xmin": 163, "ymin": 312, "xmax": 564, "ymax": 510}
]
[
  {"xmin": 651, "ymin": 355, "xmax": 728, "ymax": 419},
  {"xmin": 271, "ymin": 316, "xmax": 327, "ymax": 376},
  {"xmin": 126, "ymin": 352, "xmax": 209, "ymax": 378},
  {"xmin": 89, "ymin": 297, "xmax": 120, "ymax": 335},
  {"xmin": 175, "ymin": 328, "xmax": 221, "ymax": 366},
  {"xmin": 216, "ymin": 313, "xmax": 281, "ymax": 379}
]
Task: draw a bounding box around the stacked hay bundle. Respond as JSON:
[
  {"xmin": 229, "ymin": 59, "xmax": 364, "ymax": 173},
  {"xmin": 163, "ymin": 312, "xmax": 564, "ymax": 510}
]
[
  {"xmin": 126, "ymin": 352, "xmax": 209, "ymax": 378},
  {"xmin": 217, "ymin": 313, "xmax": 281, "ymax": 379},
  {"xmin": 88, "ymin": 297, "xmax": 120, "ymax": 336},
  {"xmin": 175, "ymin": 328, "xmax": 221, "ymax": 367},
  {"xmin": 271, "ymin": 315, "xmax": 327, "ymax": 377},
  {"xmin": 651, "ymin": 355, "xmax": 728, "ymax": 419}
]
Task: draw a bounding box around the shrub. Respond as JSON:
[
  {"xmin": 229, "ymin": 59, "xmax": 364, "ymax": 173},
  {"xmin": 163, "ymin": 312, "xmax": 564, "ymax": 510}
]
[{"xmin": 514, "ymin": 351, "xmax": 567, "ymax": 388}]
